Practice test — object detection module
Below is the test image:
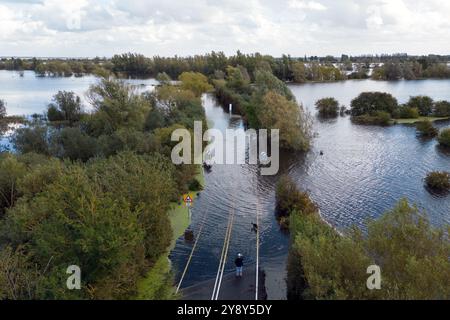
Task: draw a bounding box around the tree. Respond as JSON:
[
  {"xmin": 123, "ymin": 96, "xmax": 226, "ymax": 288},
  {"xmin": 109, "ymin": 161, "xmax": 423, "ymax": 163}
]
[
  {"xmin": 350, "ymin": 92, "xmax": 398, "ymax": 117},
  {"xmin": 0, "ymin": 154, "xmax": 27, "ymax": 215},
  {"xmin": 86, "ymin": 79, "xmax": 151, "ymax": 136},
  {"xmin": 51, "ymin": 127, "xmax": 98, "ymax": 161},
  {"xmin": 225, "ymin": 66, "xmax": 250, "ymax": 92},
  {"xmin": 257, "ymin": 91, "xmax": 311, "ymax": 151},
  {"xmin": 291, "ymin": 62, "xmax": 307, "ymax": 83},
  {"xmin": 47, "ymin": 91, "xmax": 84, "ymax": 124},
  {"xmin": 111, "ymin": 53, "xmax": 151, "ymax": 77},
  {"xmin": 12, "ymin": 125, "xmax": 50, "ymax": 155},
  {"xmin": 0, "ymin": 246, "xmax": 41, "ymax": 300},
  {"xmin": 86, "ymin": 152, "xmax": 177, "ymax": 262},
  {"xmin": 0, "ymin": 99, "xmax": 6, "ymax": 118},
  {"xmin": 433, "ymin": 101, "xmax": 450, "ymax": 117},
  {"xmin": 156, "ymin": 72, "xmax": 171, "ymax": 85},
  {"xmin": 315, "ymin": 98, "xmax": 339, "ymax": 117},
  {"xmin": 407, "ymin": 96, "xmax": 434, "ymax": 116},
  {"xmin": 16, "ymin": 165, "xmax": 146, "ymax": 299},
  {"xmin": 178, "ymin": 72, "xmax": 213, "ymax": 97},
  {"xmin": 254, "ymin": 70, "xmax": 295, "ymax": 101}
]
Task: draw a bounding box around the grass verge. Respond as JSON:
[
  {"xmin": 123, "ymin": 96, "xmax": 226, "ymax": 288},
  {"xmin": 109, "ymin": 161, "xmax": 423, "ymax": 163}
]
[
  {"xmin": 393, "ymin": 116, "xmax": 450, "ymax": 124},
  {"xmin": 136, "ymin": 166, "xmax": 205, "ymax": 300}
]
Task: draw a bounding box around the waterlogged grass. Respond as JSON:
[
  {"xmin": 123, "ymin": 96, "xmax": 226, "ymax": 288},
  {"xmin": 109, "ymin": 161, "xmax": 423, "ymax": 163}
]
[
  {"xmin": 136, "ymin": 166, "xmax": 204, "ymax": 300},
  {"xmin": 393, "ymin": 116, "xmax": 450, "ymax": 124},
  {"xmin": 136, "ymin": 255, "xmax": 177, "ymax": 300}
]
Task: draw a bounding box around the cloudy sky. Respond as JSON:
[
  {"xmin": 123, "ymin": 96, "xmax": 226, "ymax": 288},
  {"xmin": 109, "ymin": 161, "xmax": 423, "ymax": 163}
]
[{"xmin": 1, "ymin": 0, "xmax": 450, "ymax": 58}]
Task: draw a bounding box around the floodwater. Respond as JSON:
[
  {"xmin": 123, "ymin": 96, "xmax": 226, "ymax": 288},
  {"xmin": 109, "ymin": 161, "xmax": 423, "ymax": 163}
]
[
  {"xmin": 0, "ymin": 72, "xmax": 449, "ymax": 299},
  {"xmin": 170, "ymin": 79, "xmax": 450, "ymax": 300}
]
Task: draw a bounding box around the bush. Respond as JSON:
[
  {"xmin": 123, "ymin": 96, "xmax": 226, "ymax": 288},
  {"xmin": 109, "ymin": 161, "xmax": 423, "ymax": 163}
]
[
  {"xmin": 397, "ymin": 106, "xmax": 420, "ymax": 119},
  {"xmin": 12, "ymin": 125, "xmax": 50, "ymax": 155},
  {"xmin": 188, "ymin": 178, "xmax": 203, "ymax": 191},
  {"xmin": 416, "ymin": 120, "xmax": 438, "ymax": 137},
  {"xmin": 275, "ymin": 175, "xmax": 317, "ymax": 218},
  {"xmin": 350, "ymin": 92, "xmax": 398, "ymax": 117},
  {"xmin": 315, "ymin": 98, "xmax": 339, "ymax": 117},
  {"xmin": 407, "ymin": 96, "xmax": 434, "ymax": 116},
  {"xmin": 438, "ymin": 128, "xmax": 450, "ymax": 147},
  {"xmin": 0, "ymin": 154, "xmax": 27, "ymax": 215},
  {"xmin": 425, "ymin": 171, "xmax": 450, "ymax": 192},
  {"xmin": 433, "ymin": 101, "xmax": 450, "ymax": 117},
  {"xmin": 51, "ymin": 127, "xmax": 98, "ymax": 161},
  {"xmin": 352, "ymin": 111, "xmax": 391, "ymax": 126}
]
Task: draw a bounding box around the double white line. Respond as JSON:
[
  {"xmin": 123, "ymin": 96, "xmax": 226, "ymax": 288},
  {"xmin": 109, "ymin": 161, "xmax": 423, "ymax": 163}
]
[
  {"xmin": 211, "ymin": 206, "xmax": 236, "ymax": 300},
  {"xmin": 255, "ymin": 199, "xmax": 261, "ymax": 301}
]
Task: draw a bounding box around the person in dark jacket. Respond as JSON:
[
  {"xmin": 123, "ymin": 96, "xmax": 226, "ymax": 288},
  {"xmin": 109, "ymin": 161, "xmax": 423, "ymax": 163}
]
[{"xmin": 235, "ymin": 253, "xmax": 244, "ymax": 277}]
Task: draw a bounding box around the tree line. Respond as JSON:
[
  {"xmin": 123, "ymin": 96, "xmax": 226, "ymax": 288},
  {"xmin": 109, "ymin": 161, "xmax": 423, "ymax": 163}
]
[{"xmin": 3, "ymin": 52, "xmax": 450, "ymax": 82}]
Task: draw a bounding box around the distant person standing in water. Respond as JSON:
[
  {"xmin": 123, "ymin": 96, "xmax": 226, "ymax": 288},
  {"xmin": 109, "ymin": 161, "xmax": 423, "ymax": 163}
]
[{"xmin": 235, "ymin": 253, "xmax": 244, "ymax": 277}]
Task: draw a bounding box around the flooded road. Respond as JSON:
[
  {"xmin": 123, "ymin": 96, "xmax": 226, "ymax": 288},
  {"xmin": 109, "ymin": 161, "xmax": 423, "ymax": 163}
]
[{"xmin": 171, "ymin": 80, "xmax": 450, "ymax": 299}]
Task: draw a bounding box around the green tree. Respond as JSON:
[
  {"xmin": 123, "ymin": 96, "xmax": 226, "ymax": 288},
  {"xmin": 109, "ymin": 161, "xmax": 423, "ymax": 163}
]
[
  {"xmin": 407, "ymin": 96, "xmax": 434, "ymax": 116},
  {"xmin": 86, "ymin": 79, "xmax": 151, "ymax": 136},
  {"xmin": 257, "ymin": 91, "xmax": 311, "ymax": 151},
  {"xmin": 51, "ymin": 127, "xmax": 98, "ymax": 161},
  {"xmin": 156, "ymin": 72, "xmax": 172, "ymax": 85},
  {"xmin": 20, "ymin": 166, "xmax": 146, "ymax": 299},
  {"xmin": 254, "ymin": 69, "xmax": 295, "ymax": 101},
  {"xmin": 225, "ymin": 65, "xmax": 251, "ymax": 92},
  {"xmin": 178, "ymin": 72, "xmax": 213, "ymax": 97},
  {"xmin": 350, "ymin": 92, "xmax": 398, "ymax": 117},
  {"xmin": 86, "ymin": 152, "xmax": 176, "ymax": 262},
  {"xmin": 315, "ymin": 98, "xmax": 339, "ymax": 117},
  {"xmin": 0, "ymin": 154, "xmax": 27, "ymax": 215},
  {"xmin": 433, "ymin": 101, "xmax": 450, "ymax": 117},
  {"xmin": 0, "ymin": 246, "xmax": 41, "ymax": 300},
  {"xmin": 47, "ymin": 91, "xmax": 84, "ymax": 125},
  {"xmin": 12, "ymin": 125, "xmax": 50, "ymax": 155},
  {"xmin": 291, "ymin": 62, "xmax": 307, "ymax": 83}
]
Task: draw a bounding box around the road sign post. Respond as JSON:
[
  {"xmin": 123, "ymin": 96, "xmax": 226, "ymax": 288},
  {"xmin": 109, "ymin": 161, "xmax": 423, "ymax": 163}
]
[{"xmin": 183, "ymin": 194, "xmax": 193, "ymax": 219}]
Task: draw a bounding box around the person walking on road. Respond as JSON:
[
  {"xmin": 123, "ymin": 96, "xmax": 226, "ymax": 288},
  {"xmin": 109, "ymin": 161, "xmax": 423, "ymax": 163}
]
[{"xmin": 235, "ymin": 253, "xmax": 244, "ymax": 277}]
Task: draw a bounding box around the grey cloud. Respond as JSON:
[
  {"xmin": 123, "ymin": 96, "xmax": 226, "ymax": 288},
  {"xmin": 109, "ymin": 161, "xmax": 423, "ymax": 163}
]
[{"xmin": 0, "ymin": 0, "xmax": 450, "ymax": 57}]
